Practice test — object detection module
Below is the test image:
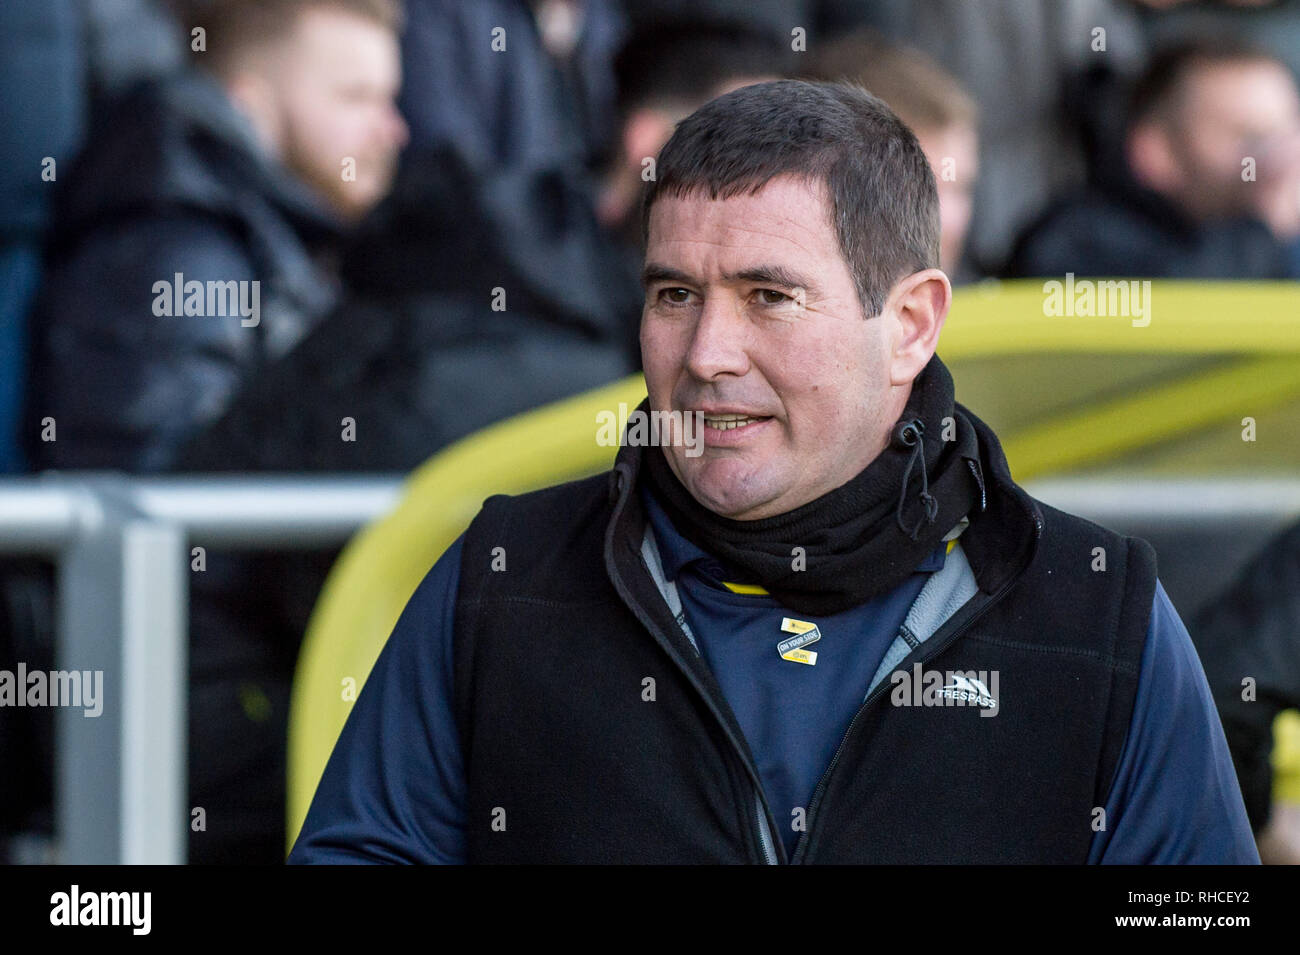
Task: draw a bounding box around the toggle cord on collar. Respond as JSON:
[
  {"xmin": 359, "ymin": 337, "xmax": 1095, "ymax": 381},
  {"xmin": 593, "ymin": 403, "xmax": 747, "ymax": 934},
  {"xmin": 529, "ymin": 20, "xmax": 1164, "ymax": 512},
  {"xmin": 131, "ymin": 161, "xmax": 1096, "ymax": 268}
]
[{"xmin": 895, "ymin": 417, "xmax": 939, "ymax": 541}]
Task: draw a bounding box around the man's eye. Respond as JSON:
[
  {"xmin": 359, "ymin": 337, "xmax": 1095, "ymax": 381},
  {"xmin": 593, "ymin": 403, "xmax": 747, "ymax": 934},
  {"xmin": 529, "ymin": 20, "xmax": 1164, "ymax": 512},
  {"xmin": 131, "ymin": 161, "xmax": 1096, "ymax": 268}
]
[
  {"xmin": 658, "ymin": 288, "xmax": 693, "ymax": 305},
  {"xmin": 755, "ymin": 289, "xmax": 791, "ymax": 305}
]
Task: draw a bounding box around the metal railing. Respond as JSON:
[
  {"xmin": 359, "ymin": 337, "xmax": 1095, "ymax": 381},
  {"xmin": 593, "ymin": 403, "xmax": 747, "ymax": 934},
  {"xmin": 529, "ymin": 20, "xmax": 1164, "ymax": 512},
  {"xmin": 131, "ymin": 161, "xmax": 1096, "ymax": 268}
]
[
  {"xmin": 1, "ymin": 472, "xmax": 1298, "ymax": 864},
  {"xmin": 0, "ymin": 473, "xmax": 402, "ymax": 865}
]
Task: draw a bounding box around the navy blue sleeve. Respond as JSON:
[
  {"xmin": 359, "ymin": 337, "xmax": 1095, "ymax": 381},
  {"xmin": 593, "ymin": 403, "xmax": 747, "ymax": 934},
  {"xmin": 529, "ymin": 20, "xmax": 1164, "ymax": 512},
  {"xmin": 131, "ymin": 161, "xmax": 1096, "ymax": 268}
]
[
  {"xmin": 288, "ymin": 537, "xmax": 467, "ymax": 864},
  {"xmin": 1090, "ymin": 579, "xmax": 1260, "ymax": 864}
]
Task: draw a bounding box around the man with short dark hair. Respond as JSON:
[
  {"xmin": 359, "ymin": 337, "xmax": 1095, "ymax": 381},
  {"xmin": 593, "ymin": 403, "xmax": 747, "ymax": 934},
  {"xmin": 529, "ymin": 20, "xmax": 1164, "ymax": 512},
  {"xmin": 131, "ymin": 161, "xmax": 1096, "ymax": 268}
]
[{"xmin": 291, "ymin": 80, "xmax": 1258, "ymax": 864}]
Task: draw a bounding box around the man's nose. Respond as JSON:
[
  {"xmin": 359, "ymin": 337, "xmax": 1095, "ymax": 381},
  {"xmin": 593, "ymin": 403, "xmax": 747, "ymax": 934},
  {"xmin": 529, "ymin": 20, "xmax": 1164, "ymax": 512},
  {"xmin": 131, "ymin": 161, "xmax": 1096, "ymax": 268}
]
[
  {"xmin": 683, "ymin": 293, "xmax": 751, "ymax": 381},
  {"xmin": 373, "ymin": 100, "xmax": 408, "ymax": 153},
  {"xmin": 387, "ymin": 105, "xmax": 409, "ymax": 151}
]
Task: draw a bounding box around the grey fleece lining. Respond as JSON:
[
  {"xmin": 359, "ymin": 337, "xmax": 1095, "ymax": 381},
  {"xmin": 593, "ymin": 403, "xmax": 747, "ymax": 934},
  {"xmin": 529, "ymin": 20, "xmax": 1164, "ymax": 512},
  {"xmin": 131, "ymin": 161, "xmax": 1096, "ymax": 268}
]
[
  {"xmin": 640, "ymin": 526, "xmax": 700, "ymax": 655},
  {"xmin": 865, "ymin": 538, "xmax": 980, "ymax": 699}
]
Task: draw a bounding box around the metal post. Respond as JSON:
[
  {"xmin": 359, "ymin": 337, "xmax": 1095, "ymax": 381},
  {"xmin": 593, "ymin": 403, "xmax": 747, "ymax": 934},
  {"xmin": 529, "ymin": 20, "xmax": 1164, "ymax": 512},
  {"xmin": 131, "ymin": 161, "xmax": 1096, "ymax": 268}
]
[{"xmin": 56, "ymin": 484, "xmax": 187, "ymax": 864}]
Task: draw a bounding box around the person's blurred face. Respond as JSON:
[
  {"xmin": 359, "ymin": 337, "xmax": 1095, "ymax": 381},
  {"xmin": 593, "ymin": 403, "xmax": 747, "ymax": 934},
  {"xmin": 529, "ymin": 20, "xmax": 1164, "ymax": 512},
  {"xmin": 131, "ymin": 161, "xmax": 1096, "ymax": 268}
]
[
  {"xmin": 640, "ymin": 174, "xmax": 941, "ymax": 520},
  {"xmin": 263, "ymin": 7, "xmax": 408, "ymax": 219},
  {"xmin": 915, "ymin": 122, "xmax": 979, "ymax": 273},
  {"xmin": 600, "ymin": 75, "xmax": 779, "ymax": 231},
  {"xmin": 1163, "ymin": 59, "xmax": 1300, "ymax": 219}
]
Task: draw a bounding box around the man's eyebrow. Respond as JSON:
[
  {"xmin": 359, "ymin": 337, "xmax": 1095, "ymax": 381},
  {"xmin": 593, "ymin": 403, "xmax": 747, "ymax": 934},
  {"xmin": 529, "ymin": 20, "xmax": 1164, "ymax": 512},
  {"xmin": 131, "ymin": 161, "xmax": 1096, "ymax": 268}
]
[
  {"xmin": 728, "ymin": 265, "xmax": 816, "ymax": 294},
  {"xmin": 641, "ymin": 262, "xmax": 818, "ymax": 295},
  {"xmin": 641, "ymin": 264, "xmax": 696, "ymax": 289}
]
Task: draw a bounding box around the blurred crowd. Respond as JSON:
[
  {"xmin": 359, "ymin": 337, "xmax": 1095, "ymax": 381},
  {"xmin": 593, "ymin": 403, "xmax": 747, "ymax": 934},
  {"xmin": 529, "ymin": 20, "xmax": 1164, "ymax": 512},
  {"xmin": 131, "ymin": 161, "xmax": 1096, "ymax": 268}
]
[{"xmin": 2, "ymin": 0, "xmax": 1300, "ymax": 864}]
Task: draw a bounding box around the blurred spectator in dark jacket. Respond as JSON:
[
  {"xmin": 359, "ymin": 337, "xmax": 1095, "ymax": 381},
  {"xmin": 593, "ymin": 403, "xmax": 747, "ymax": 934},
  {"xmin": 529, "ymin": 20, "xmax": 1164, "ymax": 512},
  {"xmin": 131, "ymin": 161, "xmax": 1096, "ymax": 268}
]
[
  {"xmin": 19, "ymin": 0, "xmax": 407, "ymax": 865},
  {"xmin": 26, "ymin": 0, "xmax": 407, "ymax": 473},
  {"xmin": 809, "ymin": 31, "xmax": 981, "ymax": 282},
  {"xmin": 1007, "ymin": 38, "xmax": 1300, "ymax": 279},
  {"xmin": 387, "ymin": 0, "xmax": 633, "ymax": 353},
  {"xmin": 1193, "ymin": 517, "xmax": 1300, "ymax": 863},
  {"xmin": 401, "ymin": 0, "xmax": 623, "ymax": 168}
]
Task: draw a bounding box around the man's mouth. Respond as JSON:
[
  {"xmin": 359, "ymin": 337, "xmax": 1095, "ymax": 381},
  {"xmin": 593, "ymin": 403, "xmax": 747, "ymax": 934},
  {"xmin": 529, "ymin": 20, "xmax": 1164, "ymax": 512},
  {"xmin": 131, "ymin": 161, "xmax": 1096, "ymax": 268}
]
[{"xmin": 700, "ymin": 413, "xmax": 772, "ymax": 432}]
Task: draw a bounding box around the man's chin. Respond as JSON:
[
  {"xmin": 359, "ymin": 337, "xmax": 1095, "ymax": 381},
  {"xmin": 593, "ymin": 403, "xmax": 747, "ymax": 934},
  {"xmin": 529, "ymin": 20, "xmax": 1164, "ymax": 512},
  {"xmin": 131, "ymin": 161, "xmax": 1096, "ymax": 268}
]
[{"xmin": 676, "ymin": 463, "xmax": 780, "ymax": 520}]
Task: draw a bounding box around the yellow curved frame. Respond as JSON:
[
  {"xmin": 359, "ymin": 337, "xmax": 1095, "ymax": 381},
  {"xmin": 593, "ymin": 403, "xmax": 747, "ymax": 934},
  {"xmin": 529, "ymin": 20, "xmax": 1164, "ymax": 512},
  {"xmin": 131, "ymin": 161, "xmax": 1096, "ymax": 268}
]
[
  {"xmin": 286, "ymin": 280, "xmax": 1300, "ymax": 850},
  {"xmin": 1274, "ymin": 710, "xmax": 1300, "ymax": 805}
]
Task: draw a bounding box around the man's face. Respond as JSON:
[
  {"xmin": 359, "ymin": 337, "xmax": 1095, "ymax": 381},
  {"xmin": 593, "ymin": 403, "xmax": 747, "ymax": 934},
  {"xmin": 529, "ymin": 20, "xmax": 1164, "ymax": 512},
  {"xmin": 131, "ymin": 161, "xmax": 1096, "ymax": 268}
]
[
  {"xmin": 640, "ymin": 175, "xmax": 912, "ymax": 520},
  {"xmin": 1166, "ymin": 60, "xmax": 1300, "ymax": 218},
  {"xmin": 915, "ymin": 122, "xmax": 979, "ymax": 273},
  {"xmin": 272, "ymin": 8, "xmax": 408, "ymax": 219}
]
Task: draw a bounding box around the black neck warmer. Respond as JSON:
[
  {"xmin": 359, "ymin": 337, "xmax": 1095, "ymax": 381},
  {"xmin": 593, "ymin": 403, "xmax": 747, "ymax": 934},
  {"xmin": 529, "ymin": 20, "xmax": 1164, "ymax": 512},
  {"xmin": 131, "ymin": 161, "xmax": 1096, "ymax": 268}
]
[{"xmin": 640, "ymin": 354, "xmax": 985, "ymax": 616}]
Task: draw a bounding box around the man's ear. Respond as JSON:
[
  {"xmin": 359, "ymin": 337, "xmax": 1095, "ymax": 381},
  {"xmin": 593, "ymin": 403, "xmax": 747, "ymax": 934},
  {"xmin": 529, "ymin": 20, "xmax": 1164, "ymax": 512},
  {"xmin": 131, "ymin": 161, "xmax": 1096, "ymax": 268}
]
[
  {"xmin": 885, "ymin": 268, "xmax": 950, "ymax": 386},
  {"xmin": 222, "ymin": 69, "xmax": 286, "ymax": 160},
  {"xmin": 1127, "ymin": 122, "xmax": 1181, "ymax": 194},
  {"xmin": 623, "ymin": 108, "xmax": 674, "ymax": 170}
]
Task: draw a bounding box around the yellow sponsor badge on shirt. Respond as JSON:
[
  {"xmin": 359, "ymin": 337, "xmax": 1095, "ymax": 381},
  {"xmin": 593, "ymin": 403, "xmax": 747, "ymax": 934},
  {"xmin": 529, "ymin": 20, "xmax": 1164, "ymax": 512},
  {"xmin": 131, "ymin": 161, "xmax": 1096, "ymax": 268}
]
[{"xmin": 777, "ymin": 617, "xmax": 822, "ymax": 666}]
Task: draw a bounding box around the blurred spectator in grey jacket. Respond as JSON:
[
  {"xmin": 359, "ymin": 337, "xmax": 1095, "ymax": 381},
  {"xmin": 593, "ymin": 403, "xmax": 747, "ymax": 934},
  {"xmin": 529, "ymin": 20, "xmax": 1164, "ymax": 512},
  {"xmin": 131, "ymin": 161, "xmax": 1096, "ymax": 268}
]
[
  {"xmin": 809, "ymin": 31, "xmax": 981, "ymax": 282},
  {"xmin": 1007, "ymin": 38, "xmax": 1300, "ymax": 278}
]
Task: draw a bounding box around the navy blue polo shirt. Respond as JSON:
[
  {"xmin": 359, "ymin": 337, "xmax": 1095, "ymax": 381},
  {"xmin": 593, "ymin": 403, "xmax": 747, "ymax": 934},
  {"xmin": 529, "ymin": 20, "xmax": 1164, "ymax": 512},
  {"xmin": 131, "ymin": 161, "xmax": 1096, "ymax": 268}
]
[{"xmin": 640, "ymin": 483, "xmax": 947, "ymax": 858}]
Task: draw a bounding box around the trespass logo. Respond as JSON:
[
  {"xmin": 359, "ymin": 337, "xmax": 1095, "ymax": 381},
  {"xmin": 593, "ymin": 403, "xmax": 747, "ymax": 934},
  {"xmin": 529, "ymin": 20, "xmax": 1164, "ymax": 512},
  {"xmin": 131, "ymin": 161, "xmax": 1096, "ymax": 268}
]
[{"xmin": 889, "ymin": 664, "xmax": 1000, "ymax": 717}]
